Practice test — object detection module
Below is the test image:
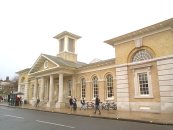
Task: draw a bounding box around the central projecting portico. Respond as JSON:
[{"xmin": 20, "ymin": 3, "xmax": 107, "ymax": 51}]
[
  {"xmin": 31, "ymin": 69, "xmax": 75, "ymax": 108},
  {"xmin": 28, "ymin": 31, "xmax": 85, "ymax": 108}
]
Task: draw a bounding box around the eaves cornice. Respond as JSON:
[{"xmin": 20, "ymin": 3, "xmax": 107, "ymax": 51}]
[
  {"xmin": 77, "ymin": 58, "xmax": 115, "ymax": 71},
  {"xmin": 104, "ymin": 18, "xmax": 173, "ymax": 46},
  {"xmin": 53, "ymin": 31, "xmax": 81, "ymax": 39}
]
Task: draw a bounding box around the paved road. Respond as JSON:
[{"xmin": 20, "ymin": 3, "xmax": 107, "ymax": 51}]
[{"xmin": 0, "ymin": 106, "xmax": 172, "ymax": 130}]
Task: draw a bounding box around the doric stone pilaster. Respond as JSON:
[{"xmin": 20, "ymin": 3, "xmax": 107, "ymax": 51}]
[
  {"xmin": 24, "ymin": 82, "xmax": 29, "ymax": 101},
  {"xmin": 56, "ymin": 73, "xmax": 65, "ymax": 108},
  {"xmin": 47, "ymin": 75, "xmax": 54, "ymax": 107},
  {"xmin": 40, "ymin": 77, "xmax": 44, "ymax": 102},
  {"xmin": 157, "ymin": 57, "xmax": 173, "ymax": 113},
  {"xmin": 116, "ymin": 66, "xmax": 130, "ymax": 111}
]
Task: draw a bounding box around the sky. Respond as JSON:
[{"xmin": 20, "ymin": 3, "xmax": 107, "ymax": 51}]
[{"xmin": 0, "ymin": 0, "xmax": 172, "ymax": 80}]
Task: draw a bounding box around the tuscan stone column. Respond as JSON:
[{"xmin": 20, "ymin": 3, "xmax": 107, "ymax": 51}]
[
  {"xmin": 47, "ymin": 75, "xmax": 54, "ymax": 107},
  {"xmin": 18, "ymin": 84, "xmax": 21, "ymax": 93},
  {"xmin": 40, "ymin": 77, "xmax": 44, "ymax": 102},
  {"xmin": 33, "ymin": 79, "xmax": 38, "ymax": 100},
  {"xmin": 24, "ymin": 82, "xmax": 29, "ymax": 101},
  {"xmin": 72, "ymin": 75, "xmax": 76, "ymax": 97},
  {"xmin": 56, "ymin": 73, "xmax": 65, "ymax": 108},
  {"xmin": 32, "ymin": 78, "xmax": 38, "ymax": 106}
]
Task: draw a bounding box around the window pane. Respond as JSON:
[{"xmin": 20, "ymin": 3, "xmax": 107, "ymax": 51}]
[
  {"xmin": 92, "ymin": 76, "xmax": 98, "ymax": 98},
  {"xmin": 138, "ymin": 73, "xmax": 149, "ymax": 95},
  {"xmin": 106, "ymin": 74, "xmax": 113, "ymax": 98},
  {"xmin": 81, "ymin": 78, "xmax": 86, "ymax": 98},
  {"xmin": 132, "ymin": 50, "xmax": 152, "ymax": 62}
]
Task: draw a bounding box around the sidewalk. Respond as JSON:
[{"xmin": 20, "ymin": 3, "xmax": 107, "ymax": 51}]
[{"xmin": 1, "ymin": 102, "xmax": 173, "ymax": 125}]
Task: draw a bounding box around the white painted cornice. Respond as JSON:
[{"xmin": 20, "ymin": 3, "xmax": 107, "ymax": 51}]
[
  {"xmin": 104, "ymin": 18, "xmax": 173, "ymax": 46},
  {"xmin": 53, "ymin": 31, "xmax": 81, "ymax": 39},
  {"xmin": 113, "ymin": 27, "xmax": 172, "ymax": 46}
]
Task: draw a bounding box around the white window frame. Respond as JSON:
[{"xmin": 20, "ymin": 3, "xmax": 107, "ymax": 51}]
[
  {"xmin": 92, "ymin": 76, "xmax": 98, "ymax": 99},
  {"xmin": 106, "ymin": 74, "xmax": 114, "ymax": 100},
  {"xmin": 81, "ymin": 78, "xmax": 86, "ymax": 98},
  {"xmin": 134, "ymin": 67, "xmax": 153, "ymax": 98}
]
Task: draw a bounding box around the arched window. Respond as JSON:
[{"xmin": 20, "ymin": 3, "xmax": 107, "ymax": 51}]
[
  {"xmin": 92, "ymin": 76, "xmax": 98, "ymax": 98},
  {"xmin": 106, "ymin": 74, "xmax": 114, "ymax": 98},
  {"xmin": 81, "ymin": 78, "xmax": 86, "ymax": 98},
  {"xmin": 132, "ymin": 49, "xmax": 153, "ymax": 62}
]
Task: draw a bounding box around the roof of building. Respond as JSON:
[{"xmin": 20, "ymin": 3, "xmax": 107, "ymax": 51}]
[
  {"xmin": 21, "ymin": 53, "xmax": 115, "ymax": 75},
  {"xmin": 53, "ymin": 31, "xmax": 81, "ymax": 39},
  {"xmin": 78, "ymin": 58, "xmax": 115, "ymax": 70},
  {"xmin": 104, "ymin": 18, "xmax": 173, "ymax": 46},
  {"xmin": 16, "ymin": 68, "xmax": 30, "ymax": 74},
  {"xmin": 42, "ymin": 54, "xmax": 87, "ymax": 68}
]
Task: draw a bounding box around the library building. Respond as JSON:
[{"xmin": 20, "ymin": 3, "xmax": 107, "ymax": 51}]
[{"xmin": 17, "ymin": 18, "xmax": 173, "ymax": 113}]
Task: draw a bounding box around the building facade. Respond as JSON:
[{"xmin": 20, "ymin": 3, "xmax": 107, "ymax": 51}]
[{"xmin": 17, "ymin": 18, "xmax": 173, "ymax": 113}]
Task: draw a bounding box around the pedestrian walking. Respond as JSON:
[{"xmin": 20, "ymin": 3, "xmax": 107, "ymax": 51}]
[
  {"xmin": 80, "ymin": 98, "xmax": 86, "ymax": 110},
  {"xmin": 94, "ymin": 96, "xmax": 101, "ymax": 114},
  {"xmin": 69, "ymin": 96, "xmax": 73, "ymax": 111},
  {"xmin": 35, "ymin": 98, "xmax": 40, "ymax": 107},
  {"xmin": 72, "ymin": 97, "xmax": 77, "ymax": 111}
]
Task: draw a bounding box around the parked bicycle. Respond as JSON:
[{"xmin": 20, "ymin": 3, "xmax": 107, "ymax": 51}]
[
  {"xmin": 101, "ymin": 101, "xmax": 117, "ymax": 110},
  {"xmin": 86, "ymin": 101, "xmax": 95, "ymax": 109}
]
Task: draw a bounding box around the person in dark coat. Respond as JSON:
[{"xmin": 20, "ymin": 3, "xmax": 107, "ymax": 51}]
[
  {"xmin": 94, "ymin": 96, "xmax": 101, "ymax": 114},
  {"xmin": 69, "ymin": 96, "xmax": 73, "ymax": 111}
]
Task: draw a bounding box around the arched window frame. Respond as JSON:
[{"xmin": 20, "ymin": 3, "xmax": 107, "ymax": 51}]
[
  {"xmin": 81, "ymin": 78, "xmax": 86, "ymax": 98},
  {"xmin": 106, "ymin": 74, "xmax": 114, "ymax": 99},
  {"xmin": 92, "ymin": 76, "xmax": 98, "ymax": 99},
  {"xmin": 132, "ymin": 49, "xmax": 153, "ymax": 62}
]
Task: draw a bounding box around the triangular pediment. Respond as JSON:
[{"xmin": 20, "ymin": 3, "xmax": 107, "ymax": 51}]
[{"xmin": 29, "ymin": 54, "xmax": 60, "ymax": 74}]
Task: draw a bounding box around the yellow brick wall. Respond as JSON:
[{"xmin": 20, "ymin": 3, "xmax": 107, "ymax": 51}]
[
  {"xmin": 115, "ymin": 30, "xmax": 173, "ymax": 65},
  {"xmin": 128, "ymin": 62, "xmax": 160, "ymax": 102},
  {"xmin": 76, "ymin": 67, "xmax": 116, "ymax": 102}
]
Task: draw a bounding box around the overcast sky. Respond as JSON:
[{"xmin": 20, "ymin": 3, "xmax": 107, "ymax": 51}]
[{"xmin": 0, "ymin": 0, "xmax": 172, "ymax": 80}]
